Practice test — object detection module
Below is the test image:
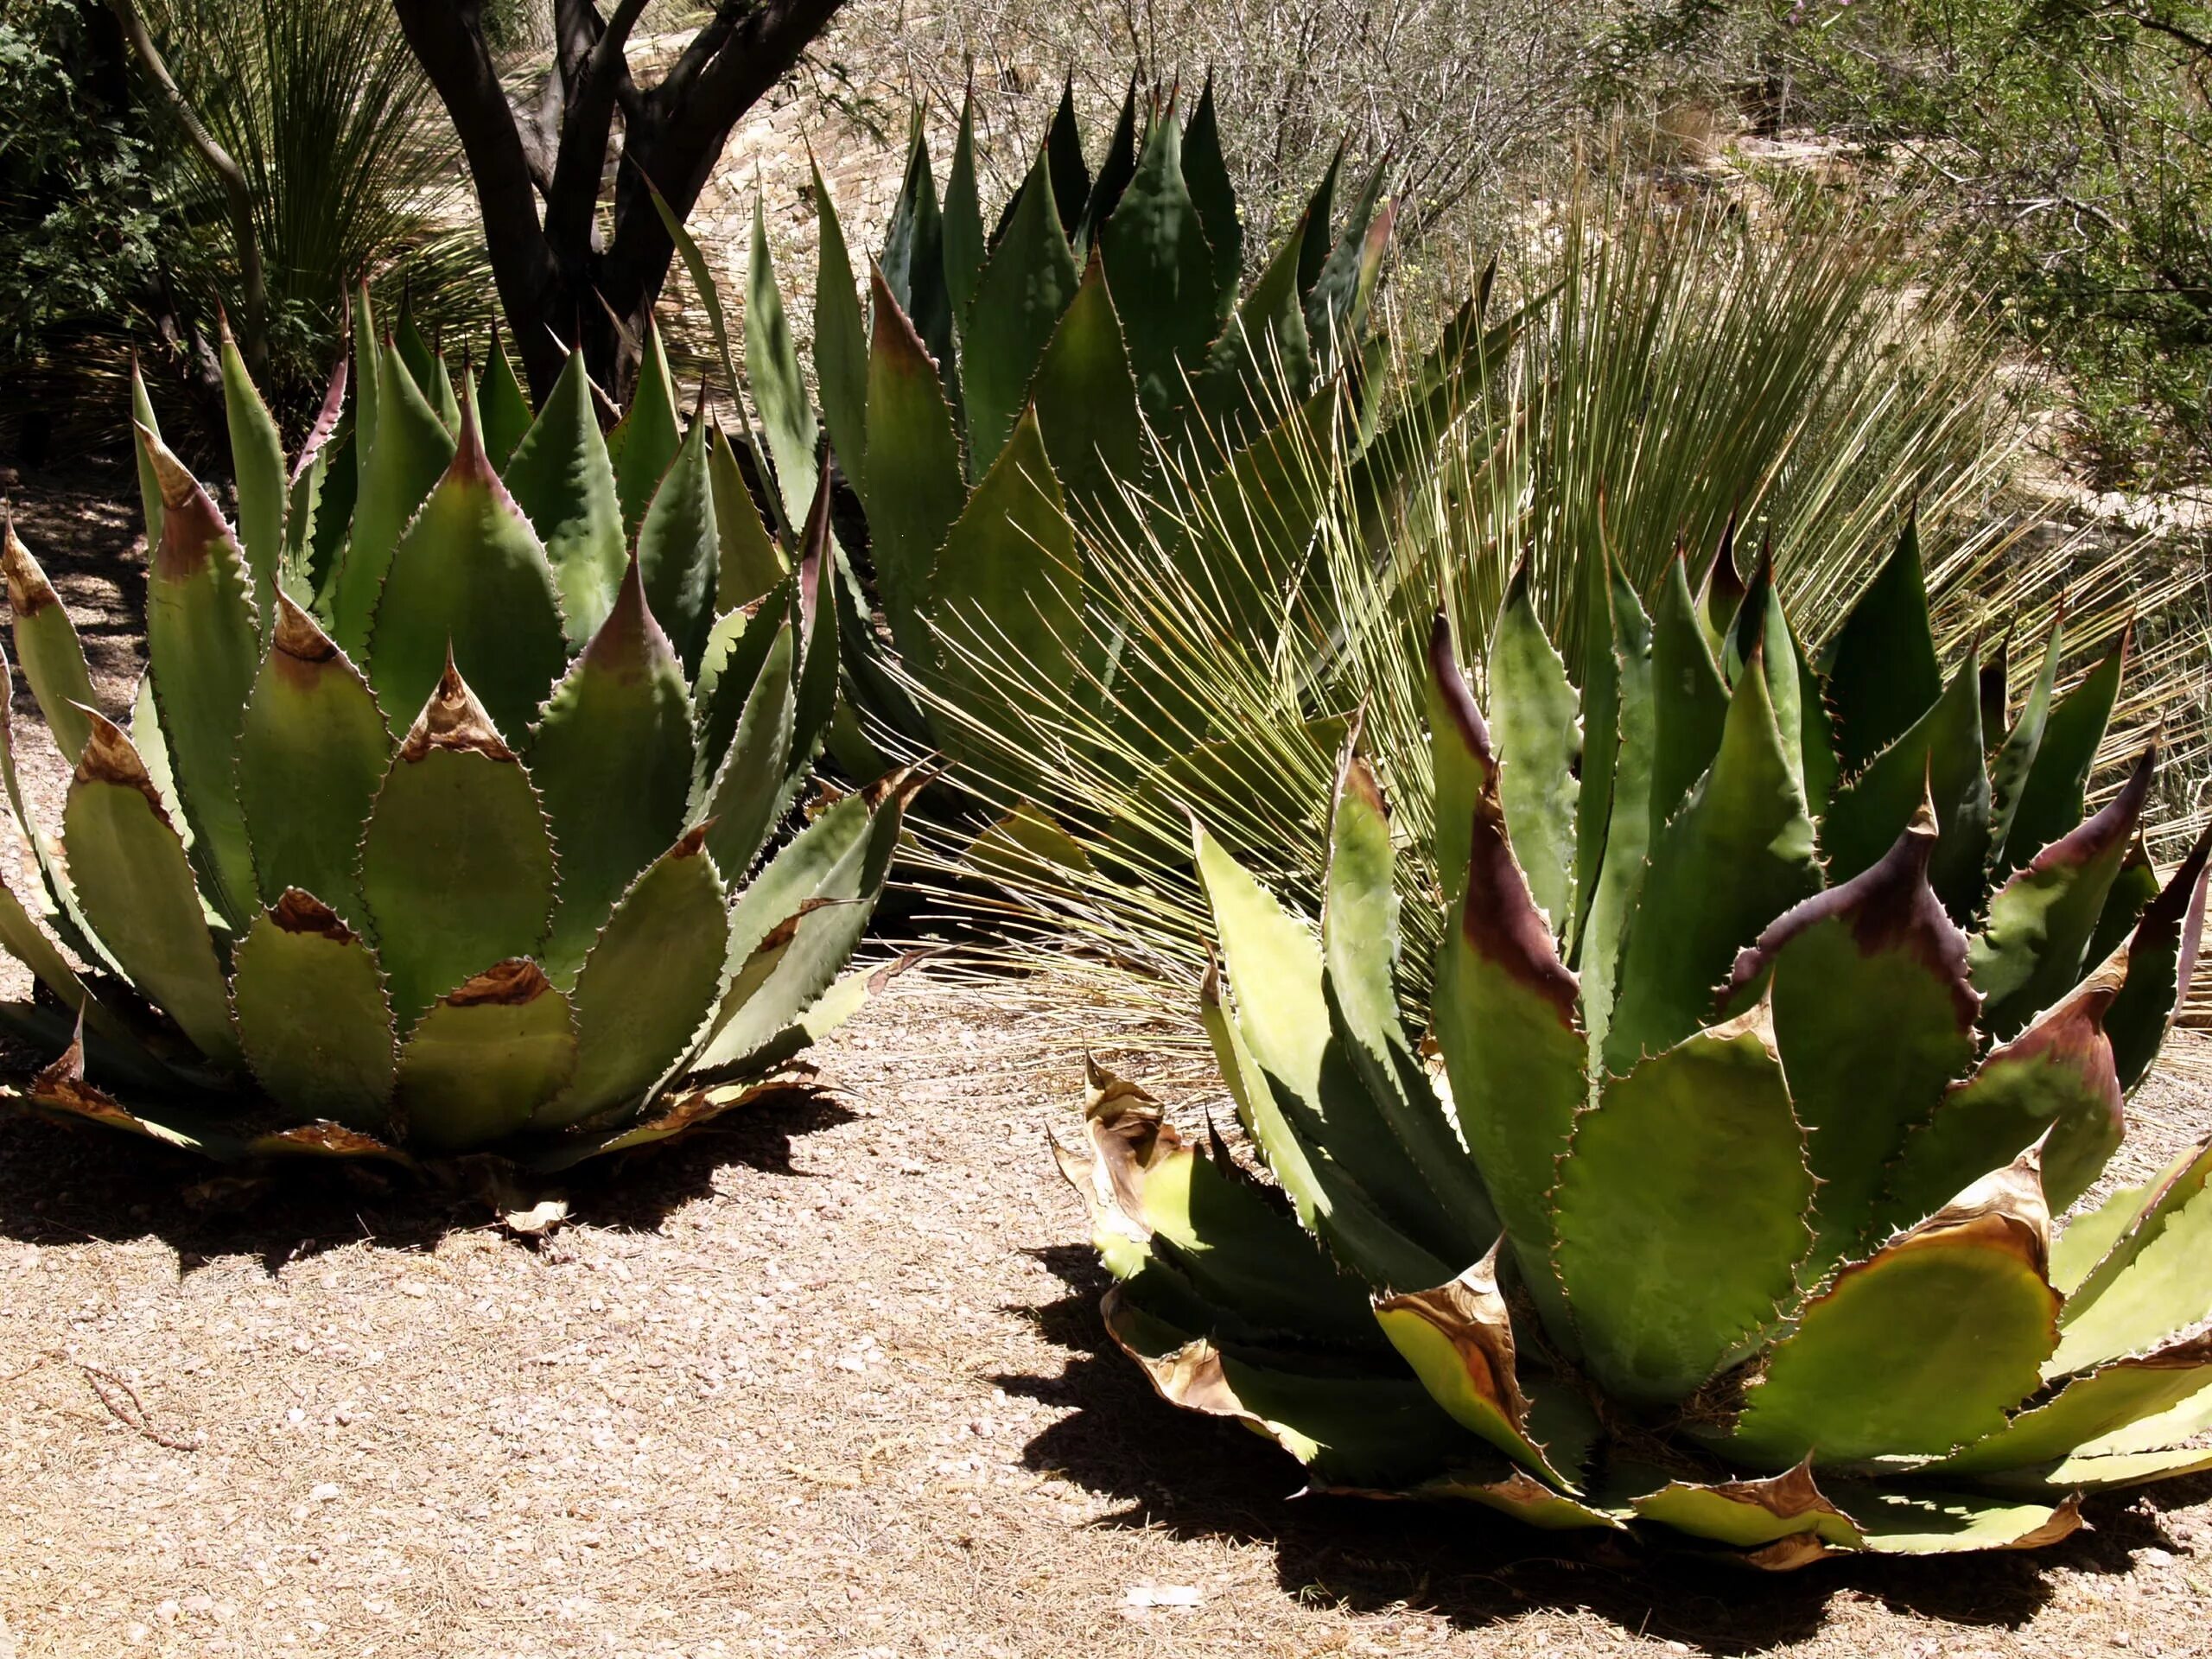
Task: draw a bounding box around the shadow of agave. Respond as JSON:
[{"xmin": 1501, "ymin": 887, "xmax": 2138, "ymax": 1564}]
[
  {"xmin": 997, "ymin": 1244, "xmax": 2207, "ymax": 1656},
  {"xmin": 0, "ymin": 1085, "xmax": 857, "ymax": 1276}
]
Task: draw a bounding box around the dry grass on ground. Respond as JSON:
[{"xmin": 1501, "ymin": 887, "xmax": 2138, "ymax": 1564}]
[{"xmin": 0, "ymin": 469, "xmax": 2207, "ymax": 1657}]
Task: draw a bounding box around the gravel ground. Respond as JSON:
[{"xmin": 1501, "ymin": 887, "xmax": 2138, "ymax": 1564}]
[{"xmin": 0, "ymin": 467, "xmax": 2207, "ymax": 1657}]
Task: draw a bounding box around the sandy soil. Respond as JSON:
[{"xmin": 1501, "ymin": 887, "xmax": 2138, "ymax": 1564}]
[{"xmin": 0, "ymin": 469, "xmax": 2207, "ymax": 1657}]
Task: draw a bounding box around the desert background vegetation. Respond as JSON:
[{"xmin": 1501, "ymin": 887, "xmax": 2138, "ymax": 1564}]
[{"xmin": 2, "ymin": 0, "xmax": 2210, "ymax": 1652}]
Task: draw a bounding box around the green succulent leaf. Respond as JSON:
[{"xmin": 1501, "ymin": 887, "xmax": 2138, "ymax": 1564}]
[
  {"xmin": 2000, "ymin": 626, "xmax": 2127, "ymax": 872},
  {"xmin": 2050, "ymin": 1137, "xmax": 2212, "ymax": 1376},
  {"xmin": 526, "ymin": 557, "xmax": 695, "ymax": 983},
  {"xmin": 501, "ymin": 353, "xmax": 632, "ymax": 649},
  {"xmin": 358, "ymin": 666, "xmax": 556, "ymax": 1032},
  {"xmin": 1934, "ymin": 1329, "xmax": 2212, "ymax": 1476},
  {"xmin": 861, "ymin": 264, "xmax": 968, "ymax": 667},
  {"xmin": 1719, "ymin": 1151, "xmax": 2058, "ymax": 1469},
  {"xmin": 138, "ymin": 430, "xmax": 264, "ymax": 926},
  {"xmin": 747, "ymin": 196, "xmax": 820, "ymax": 532},
  {"xmin": 1970, "ymin": 747, "xmax": 2154, "ymax": 1039},
  {"xmin": 880, "ymin": 123, "xmax": 957, "ymax": 410},
  {"xmin": 476, "ymin": 331, "xmax": 534, "ymax": 470},
  {"xmin": 1488, "ymin": 561, "xmax": 1581, "ymax": 939},
  {"xmin": 1555, "ymin": 1005, "xmax": 1814, "ymax": 1405},
  {"xmin": 635, "ymin": 410, "xmax": 719, "ymax": 676},
  {"xmin": 1631, "ymin": 1460, "xmax": 1865, "ymax": 1551},
  {"xmin": 1099, "ymin": 111, "xmax": 1218, "ymax": 430},
  {"xmin": 229, "ymin": 890, "xmax": 397, "ymax": 1131},
  {"xmin": 693, "ymin": 620, "xmax": 796, "ymax": 884},
  {"xmin": 1180, "ymin": 76, "xmax": 1241, "ymax": 312},
  {"xmin": 1076, "ymin": 81, "xmax": 1141, "ymax": 250},
  {"xmin": 1573, "ymin": 553, "xmax": 1656, "ymax": 1059},
  {"xmin": 2106, "ymin": 826, "xmax": 2211, "ymax": 1090},
  {"xmin": 1028, "ymin": 253, "xmax": 1145, "ymax": 540},
  {"xmin": 218, "ymin": 324, "xmax": 287, "ymax": 637},
  {"xmin": 1820, "ymin": 646, "xmax": 1990, "ymax": 920},
  {"xmin": 1605, "ymin": 642, "xmax": 1821, "ymax": 1076},
  {"xmin": 3, "ymin": 517, "xmax": 99, "ymax": 766},
  {"xmin": 328, "ymin": 334, "xmax": 454, "ymax": 656},
  {"xmin": 1820, "ymin": 517, "xmax": 1942, "ymax": 776},
  {"xmin": 960, "ymin": 141, "xmax": 1081, "ymax": 472},
  {"xmin": 1825, "ymin": 1486, "xmax": 2081, "ymax": 1556},
  {"xmin": 810, "ymin": 155, "xmax": 870, "ymax": 499},
  {"xmin": 365, "ymin": 404, "xmax": 569, "ymax": 746},
  {"xmin": 236, "ymin": 595, "xmax": 392, "ymax": 928},
  {"xmin": 1723, "ymin": 807, "xmax": 1980, "ymax": 1269},
  {"xmin": 62, "ymin": 714, "xmax": 241, "ymax": 1069},
  {"xmin": 1989, "ymin": 616, "xmax": 2065, "ymax": 860},
  {"xmin": 1304, "ymin": 159, "xmax": 1390, "ymax": 374},
  {"xmin": 1646, "ymin": 551, "xmax": 1731, "ymax": 834},
  {"xmin": 1043, "ymin": 79, "xmax": 1090, "ymax": 242},
  {"xmin": 613, "ymin": 315, "xmax": 684, "ymax": 539},
  {"xmin": 129, "ymin": 353, "xmax": 167, "ymax": 559},
  {"xmin": 394, "ymin": 958, "xmax": 575, "ymax": 1152},
  {"xmin": 537, "ymin": 827, "xmax": 732, "ymax": 1130},
  {"xmin": 941, "ymin": 93, "xmax": 987, "ymax": 324},
  {"xmin": 707, "ymin": 420, "xmax": 787, "ymax": 611}
]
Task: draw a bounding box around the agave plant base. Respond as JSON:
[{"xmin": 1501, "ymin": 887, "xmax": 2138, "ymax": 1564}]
[{"xmin": 1058, "ymin": 531, "xmax": 2212, "ymax": 1567}]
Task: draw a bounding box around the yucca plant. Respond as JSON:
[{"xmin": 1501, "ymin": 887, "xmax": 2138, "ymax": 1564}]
[
  {"xmin": 0, "ymin": 283, "xmax": 907, "ymax": 1169},
  {"xmin": 1060, "ymin": 530, "xmax": 2212, "ymax": 1564},
  {"xmin": 668, "ymin": 79, "xmax": 1516, "ymax": 798}
]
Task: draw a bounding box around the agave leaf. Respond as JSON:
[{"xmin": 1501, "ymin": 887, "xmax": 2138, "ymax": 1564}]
[
  {"xmin": 881, "ymin": 121, "xmax": 957, "ymax": 410},
  {"xmin": 1980, "ymin": 1446, "xmax": 2212, "ymax": 1493},
  {"xmin": 1076, "ymin": 80, "xmax": 1141, "ymax": 250},
  {"xmin": 925, "ymin": 407, "xmax": 1081, "ymax": 796},
  {"xmin": 1719, "ymin": 1148, "xmax": 2058, "ymax": 1469},
  {"xmin": 1821, "ymin": 518, "xmax": 1942, "ymax": 776},
  {"xmin": 1304, "ymin": 158, "xmax": 1389, "ymax": 372},
  {"xmin": 1059, "ymin": 1058, "xmax": 1382, "ymax": 1344},
  {"xmin": 1488, "ymin": 561, "xmax": 1581, "ymax": 938},
  {"xmin": 1099, "ymin": 111, "xmax": 1218, "ymax": 430},
  {"xmin": 613, "ymin": 315, "xmax": 684, "ymax": 538},
  {"xmin": 961, "ymin": 143, "xmax": 1081, "ymax": 473},
  {"xmin": 941, "ymin": 92, "xmax": 986, "ymax": 323},
  {"xmin": 692, "ymin": 773, "xmax": 912, "ymax": 1074},
  {"xmin": 2106, "ymin": 825, "xmax": 2212, "ymax": 1090},
  {"xmin": 691, "ymin": 580, "xmax": 794, "ymax": 810},
  {"xmin": 1821, "ymin": 646, "xmax": 1990, "ymax": 919},
  {"xmin": 137, "ymin": 429, "xmax": 263, "ymax": 926},
  {"xmin": 229, "ymin": 890, "xmax": 397, "ymax": 1130},
  {"xmin": 25, "ymin": 1017, "xmax": 216, "ymax": 1149},
  {"xmin": 1933, "ymin": 1329, "xmax": 2212, "ymax": 1476},
  {"xmin": 0, "ymin": 643, "xmax": 109, "ymax": 972},
  {"xmin": 2088, "ymin": 838, "xmax": 2161, "ymax": 972},
  {"xmin": 1722, "ymin": 805, "xmax": 1980, "ymax": 1268},
  {"xmin": 1555, "ymin": 1004, "xmax": 1814, "ymax": 1405},
  {"xmin": 1424, "ymin": 626, "xmax": 1586, "ymax": 1330},
  {"xmin": 1101, "ymin": 1278, "xmax": 1485, "ymax": 1491},
  {"xmin": 392, "ymin": 295, "xmax": 439, "ymax": 409},
  {"xmin": 1040, "ymin": 79, "xmax": 1090, "ymax": 241},
  {"xmin": 1199, "ymin": 952, "xmax": 1452, "ymax": 1294},
  {"xmin": 0, "ymin": 858, "xmax": 146, "ymax": 1065},
  {"xmin": 1196, "ymin": 818, "xmax": 1481, "ymax": 1274},
  {"xmin": 481, "ymin": 351, "xmax": 626, "ymax": 646},
  {"xmin": 789, "ymin": 483, "xmax": 839, "ymax": 779},
  {"xmin": 1821, "ymin": 1486, "xmax": 2080, "ymax": 1556},
  {"xmin": 1646, "ymin": 551, "xmax": 1731, "ymax": 832},
  {"xmin": 358, "ymin": 664, "xmax": 556, "ymax": 1032},
  {"xmin": 1884, "ymin": 950, "xmax": 2126, "ymax": 1235},
  {"xmin": 693, "ymin": 619, "xmax": 795, "ymax": 884},
  {"xmin": 1989, "ymin": 617, "xmax": 2065, "ymax": 860},
  {"xmin": 536, "ymin": 827, "xmax": 731, "ymax": 1130},
  {"xmin": 236, "ymin": 595, "xmax": 392, "ymax": 927},
  {"xmin": 2074, "ymin": 1370, "xmax": 2212, "ymax": 1455},
  {"xmin": 527, "ymin": 557, "xmax": 695, "ymax": 983},
  {"xmin": 2050, "ymin": 1172, "xmax": 2164, "ymax": 1296},
  {"xmin": 1573, "ymin": 552, "xmax": 1656, "ymax": 1058},
  {"xmin": 3, "ymin": 517, "xmax": 98, "ymax": 766},
  {"xmin": 217, "ymin": 324, "xmax": 287, "ymax": 636},
  {"xmin": 1293, "ymin": 140, "xmax": 1345, "ymax": 298},
  {"xmin": 810, "ymin": 156, "xmax": 870, "ymax": 499},
  {"xmin": 635, "ymin": 409, "xmax": 719, "ymax": 675},
  {"xmin": 1605, "ymin": 645, "xmax": 1821, "ymax": 1075},
  {"xmin": 2001, "ymin": 626, "xmax": 2127, "ymax": 871},
  {"xmin": 1632, "ymin": 1458, "xmax": 1866, "ymax": 1551},
  {"xmin": 328, "ymin": 334, "xmax": 454, "ymax": 655},
  {"xmin": 1970, "ymin": 747, "xmax": 2154, "ymax": 1038},
  {"xmin": 861, "ymin": 265, "xmax": 967, "ymax": 667},
  {"xmin": 1323, "ymin": 741, "xmax": 1497, "ymax": 1236},
  {"xmin": 366, "ymin": 400, "xmax": 569, "ymax": 745},
  {"xmin": 707, "ymin": 420, "xmax": 787, "ymax": 610},
  {"xmin": 62, "ymin": 713, "xmax": 240, "ymax": 1068},
  {"xmin": 747, "ymin": 197, "xmax": 820, "ymax": 532},
  {"xmin": 1697, "ymin": 515, "xmax": 1748, "ymax": 652},
  {"xmin": 1180, "ymin": 76, "xmax": 1241, "ymax": 314},
  {"xmin": 1029, "ymin": 253, "xmax": 1145, "ymax": 540},
  {"xmin": 281, "ymin": 355, "xmax": 349, "ymax": 604},
  {"xmin": 1373, "ymin": 1243, "xmax": 1582, "ymax": 1488},
  {"xmin": 394, "ymin": 959, "xmax": 575, "ymax": 1152},
  {"xmin": 476, "ymin": 329, "xmax": 535, "ymax": 471},
  {"xmin": 129, "ymin": 353, "xmax": 166, "ymax": 559},
  {"xmin": 2050, "ymin": 1137, "xmax": 2212, "ymax": 1375},
  {"xmin": 1191, "ymin": 204, "xmax": 1314, "ymax": 454}
]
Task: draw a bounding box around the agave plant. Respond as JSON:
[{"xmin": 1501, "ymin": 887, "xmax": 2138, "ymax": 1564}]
[
  {"xmin": 1059, "ymin": 526, "xmax": 2212, "ymax": 1563},
  {"xmin": 663, "ymin": 79, "xmax": 1515, "ymax": 798},
  {"xmin": 0, "ymin": 285, "xmax": 907, "ymax": 1169}
]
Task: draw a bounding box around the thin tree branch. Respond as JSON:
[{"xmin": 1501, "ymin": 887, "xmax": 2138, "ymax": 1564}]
[{"xmin": 107, "ymin": 0, "xmax": 267, "ymax": 370}]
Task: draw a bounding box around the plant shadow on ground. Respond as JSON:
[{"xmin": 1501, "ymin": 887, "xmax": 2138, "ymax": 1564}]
[
  {"xmin": 0, "ymin": 1087, "xmax": 857, "ymax": 1276},
  {"xmin": 1001, "ymin": 1244, "xmax": 2212, "ymax": 1656}
]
